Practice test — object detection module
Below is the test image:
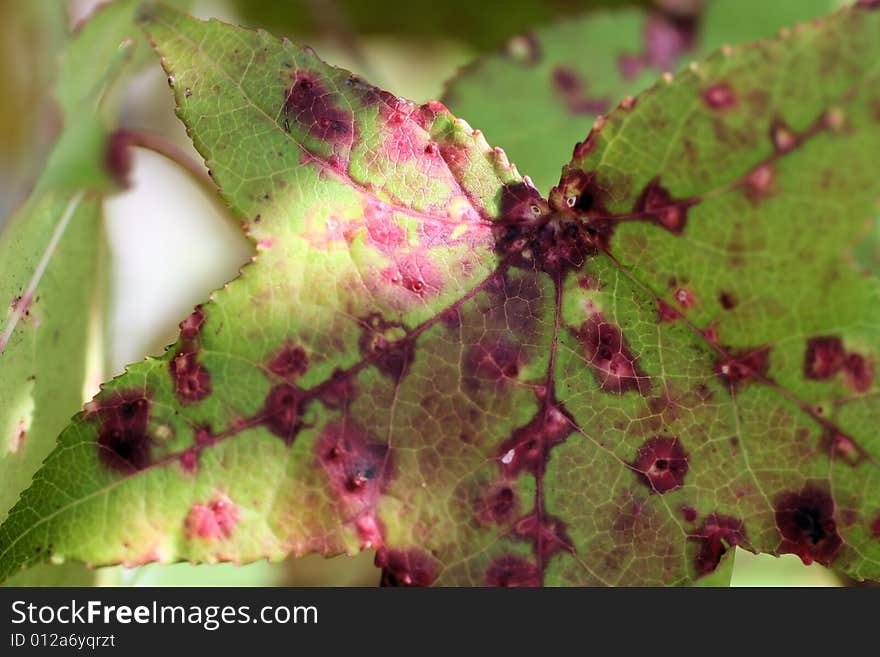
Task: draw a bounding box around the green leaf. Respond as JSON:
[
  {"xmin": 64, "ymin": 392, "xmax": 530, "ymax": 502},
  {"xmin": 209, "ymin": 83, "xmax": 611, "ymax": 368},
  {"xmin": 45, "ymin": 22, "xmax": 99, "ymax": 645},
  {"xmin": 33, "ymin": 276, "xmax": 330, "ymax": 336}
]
[
  {"xmin": 443, "ymin": 0, "xmax": 840, "ymax": 193},
  {"xmin": 0, "ymin": 1, "xmax": 150, "ymax": 586},
  {"xmin": 2, "ymin": 2, "xmax": 878, "ymax": 586},
  {"xmin": 232, "ymin": 0, "xmax": 649, "ymax": 52}
]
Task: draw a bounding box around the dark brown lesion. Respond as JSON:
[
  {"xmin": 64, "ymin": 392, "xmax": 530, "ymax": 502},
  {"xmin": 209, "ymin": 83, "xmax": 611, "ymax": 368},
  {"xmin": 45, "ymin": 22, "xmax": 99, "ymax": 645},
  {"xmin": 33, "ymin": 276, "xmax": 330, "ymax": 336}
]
[
  {"xmin": 714, "ymin": 345, "xmax": 771, "ymax": 388},
  {"xmin": 89, "ymin": 390, "xmax": 154, "ymax": 472},
  {"xmin": 169, "ymin": 306, "xmax": 212, "ymax": 405},
  {"xmin": 376, "ymin": 548, "xmax": 439, "ymax": 586},
  {"xmin": 689, "ymin": 513, "xmax": 747, "ymax": 576},
  {"xmin": 283, "ymin": 70, "xmax": 355, "ymax": 145},
  {"xmin": 774, "ymin": 484, "xmax": 843, "ymax": 566},
  {"xmin": 804, "ymin": 335, "xmax": 874, "ymax": 393},
  {"xmin": 267, "ymin": 343, "xmax": 309, "ymax": 378},
  {"xmin": 630, "ymin": 435, "xmax": 689, "ymax": 494}
]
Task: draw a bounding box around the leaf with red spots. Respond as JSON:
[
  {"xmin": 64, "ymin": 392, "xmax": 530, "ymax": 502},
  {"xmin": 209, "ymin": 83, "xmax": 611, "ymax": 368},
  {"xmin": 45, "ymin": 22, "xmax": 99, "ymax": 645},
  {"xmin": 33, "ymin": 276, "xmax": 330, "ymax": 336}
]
[
  {"xmin": 2, "ymin": 3, "xmax": 880, "ymax": 587},
  {"xmin": 443, "ymin": 0, "xmax": 839, "ymax": 192}
]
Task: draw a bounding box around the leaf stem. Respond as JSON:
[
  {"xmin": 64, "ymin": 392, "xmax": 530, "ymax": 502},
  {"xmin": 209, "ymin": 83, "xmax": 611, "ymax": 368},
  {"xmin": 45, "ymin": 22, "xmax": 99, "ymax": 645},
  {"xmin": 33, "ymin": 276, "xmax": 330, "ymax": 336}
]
[{"xmin": 116, "ymin": 128, "xmax": 217, "ymax": 198}]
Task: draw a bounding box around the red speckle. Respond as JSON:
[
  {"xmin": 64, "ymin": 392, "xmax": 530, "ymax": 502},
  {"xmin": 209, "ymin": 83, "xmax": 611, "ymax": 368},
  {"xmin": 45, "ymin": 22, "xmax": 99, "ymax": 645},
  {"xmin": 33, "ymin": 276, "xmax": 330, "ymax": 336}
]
[
  {"xmin": 169, "ymin": 350, "xmax": 212, "ymax": 404},
  {"xmin": 376, "ymin": 548, "xmax": 438, "ymax": 586},
  {"xmin": 804, "ymin": 336, "xmax": 845, "ymax": 380},
  {"xmin": 411, "ymin": 101, "xmax": 442, "ymax": 131},
  {"xmin": 822, "ymin": 430, "xmax": 867, "ymax": 467},
  {"xmin": 577, "ymin": 313, "xmax": 650, "ymax": 395},
  {"xmin": 744, "ymin": 164, "xmax": 774, "ymax": 200},
  {"xmin": 180, "ymin": 449, "xmax": 198, "ymax": 473},
  {"xmin": 513, "ymin": 512, "xmax": 572, "ymax": 560},
  {"xmin": 437, "ymin": 143, "xmax": 469, "ymax": 178},
  {"xmin": 577, "ymin": 275, "xmax": 602, "ymax": 290},
  {"xmin": 261, "ymin": 384, "xmax": 303, "ymax": 443},
  {"xmin": 383, "ymin": 251, "xmax": 443, "ymax": 299},
  {"xmin": 657, "ymin": 299, "xmax": 679, "ymax": 323},
  {"xmin": 284, "ymin": 71, "xmax": 353, "ymax": 143},
  {"xmin": 692, "ymin": 514, "xmax": 746, "ymax": 575},
  {"xmin": 857, "ymin": 0, "xmax": 880, "ymax": 9},
  {"xmin": 485, "ymin": 555, "xmax": 541, "ymax": 587},
  {"xmin": 715, "ymin": 346, "xmax": 770, "ymax": 388},
  {"xmin": 674, "ymin": 287, "xmax": 696, "ymax": 309},
  {"xmin": 703, "ymin": 323, "xmax": 720, "ymax": 344},
  {"xmin": 771, "ymin": 119, "xmax": 797, "ymax": 153},
  {"xmin": 186, "ymin": 495, "xmax": 239, "ymax": 541},
  {"xmin": 179, "ymin": 306, "xmax": 206, "ymax": 340},
  {"xmin": 497, "ymin": 403, "xmax": 574, "ymax": 477},
  {"xmin": 268, "ymin": 343, "xmax": 309, "ymax": 378},
  {"xmin": 354, "ymin": 514, "xmax": 384, "ymax": 549},
  {"xmin": 634, "ymin": 178, "xmax": 692, "ymax": 234},
  {"xmin": 480, "ymin": 485, "xmax": 518, "ymax": 524},
  {"xmin": 363, "ymin": 201, "xmax": 405, "ymax": 252},
  {"xmin": 317, "ymin": 420, "xmax": 390, "ymax": 518},
  {"xmin": 775, "ymin": 486, "xmax": 842, "ymax": 565},
  {"xmin": 843, "ymin": 353, "xmax": 873, "ymax": 393},
  {"xmin": 703, "ymin": 83, "xmax": 737, "ymax": 111},
  {"xmin": 90, "ymin": 390, "xmax": 153, "ymax": 472},
  {"xmin": 804, "ymin": 336, "xmax": 873, "ymax": 392},
  {"xmin": 870, "ymin": 515, "xmax": 880, "ymax": 539},
  {"xmin": 170, "ymin": 306, "xmax": 212, "ymax": 404},
  {"xmin": 195, "ymin": 425, "xmax": 216, "ymax": 448},
  {"xmin": 681, "ymin": 506, "xmax": 698, "ymax": 523},
  {"xmin": 632, "ymin": 436, "xmax": 689, "ymax": 494}
]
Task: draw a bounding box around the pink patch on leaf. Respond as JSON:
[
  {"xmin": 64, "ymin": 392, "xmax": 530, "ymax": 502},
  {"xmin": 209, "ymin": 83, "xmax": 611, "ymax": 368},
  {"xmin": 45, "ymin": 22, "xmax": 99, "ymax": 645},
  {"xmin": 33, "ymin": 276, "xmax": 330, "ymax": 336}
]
[
  {"xmin": 703, "ymin": 83, "xmax": 737, "ymax": 111},
  {"xmin": 186, "ymin": 495, "xmax": 239, "ymax": 541}
]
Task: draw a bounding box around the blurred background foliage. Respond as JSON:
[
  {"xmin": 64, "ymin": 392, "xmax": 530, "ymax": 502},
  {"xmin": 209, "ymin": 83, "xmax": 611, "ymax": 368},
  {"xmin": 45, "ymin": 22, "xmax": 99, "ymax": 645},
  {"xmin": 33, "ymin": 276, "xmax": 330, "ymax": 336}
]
[{"xmin": 0, "ymin": 0, "xmax": 860, "ymax": 587}]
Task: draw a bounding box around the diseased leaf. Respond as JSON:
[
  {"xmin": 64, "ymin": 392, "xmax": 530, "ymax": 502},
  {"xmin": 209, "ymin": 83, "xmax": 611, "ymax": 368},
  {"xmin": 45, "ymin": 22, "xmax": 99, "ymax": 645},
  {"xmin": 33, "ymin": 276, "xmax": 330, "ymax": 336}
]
[
  {"xmin": 1, "ymin": 2, "xmax": 878, "ymax": 586},
  {"xmin": 443, "ymin": 0, "xmax": 839, "ymax": 192}
]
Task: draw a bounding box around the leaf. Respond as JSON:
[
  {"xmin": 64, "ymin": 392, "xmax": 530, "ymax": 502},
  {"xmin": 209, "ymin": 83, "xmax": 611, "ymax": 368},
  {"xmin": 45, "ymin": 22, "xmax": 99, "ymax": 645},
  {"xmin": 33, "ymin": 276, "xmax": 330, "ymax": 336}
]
[
  {"xmin": 2, "ymin": 2, "xmax": 879, "ymax": 586},
  {"xmin": 442, "ymin": 0, "xmax": 839, "ymax": 193},
  {"xmin": 231, "ymin": 0, "xmax": 648, "ymax": 52},
  {"xmin": 0, "ymin": 1, "xmax": 149, "ymax": 585},
  {"xmin": 0, "ymin": 0, "xmax": 67, "ymax": 216}
]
